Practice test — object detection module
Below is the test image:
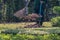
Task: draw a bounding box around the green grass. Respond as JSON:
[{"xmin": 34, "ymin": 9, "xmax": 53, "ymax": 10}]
[
  {"xmin": 0, "ymin": 22, "xmax": 53, "ymax": 29},
  {"xmin": 0, "ymin": 34, "xmax": 60, "ymax": 40},
  {"xmin": 0, "ymin": 27, "xmax": 60, "ymax": 35},
  {"xmin": 0, "ymin": 22, "xmax": 60, "ymax": 34},
  {"xmin": 19, "ymin": 27, "xmax": 60, "ymax": 34},
  {"xmin": 0, "ymin": 22, "xmax": 36, "ymax": 29},
  {"xmin": 42, "ymin": 22, "xmax": 52, "ymax": 27}
]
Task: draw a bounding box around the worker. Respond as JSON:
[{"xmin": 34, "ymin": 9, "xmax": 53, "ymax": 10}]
[{"xmin": 32, "ymin": 0, "xmax": 46, "ymax": 26}]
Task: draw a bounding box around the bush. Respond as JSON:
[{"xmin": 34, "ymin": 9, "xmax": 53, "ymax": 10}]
[
  {"xmin": 51, "ymin": 17, "xmax": 60, "ymax": 27},
  {"xmin": 53, "ymin": 6, "xmax": 60, "ymax": 14},
  {"xmin": 0, "ymin": 34, "xmax": 60, "ymax": 40}
]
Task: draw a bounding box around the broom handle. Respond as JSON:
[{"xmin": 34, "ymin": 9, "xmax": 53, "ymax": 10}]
[{"xmin": 25, "ymin": 0, "xmax": 30, "ymax": 15}]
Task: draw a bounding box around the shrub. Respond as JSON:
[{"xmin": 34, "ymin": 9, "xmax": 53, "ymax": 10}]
[
  {"xmin": 53, "ymin": 6, "xmax": 60, "ymax": 14},
  {"xmin": 0, "ymin": 34, "xmax": 60, "ymax": 40},
  {"xmin": 23, "ymin": 13, "xmax": 40, "ymax": 22},
  {"xmin": 51, "ymin": 17, "xmax": 60, "ymax": 27}
]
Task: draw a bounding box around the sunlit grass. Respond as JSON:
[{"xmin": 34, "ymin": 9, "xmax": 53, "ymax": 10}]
[
  {"xmin": 0, "ymin": 22, "xmax": 59, "ymax": 34},
  {"xmin": 42, "ymin": 22, "xmax": 52, "ymax": 27},
  {"xmin": 0, "ymin": 22, "xmax": 58, "ymax": 29},
  {"xmin": 0, "ymin": 22, "xmax": 36, "ymax": 29}
]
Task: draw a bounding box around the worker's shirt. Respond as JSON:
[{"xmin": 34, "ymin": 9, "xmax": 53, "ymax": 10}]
[
  {"xmin": 33, "ymin": 0, "xmax": 46, "ymax": 15},
  {"xmin": 33, "ymin": 0, "xmax": 40, "ymax": 13}
]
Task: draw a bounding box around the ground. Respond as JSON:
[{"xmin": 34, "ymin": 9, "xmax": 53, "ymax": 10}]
[
  {"xmin": 0, "ymin": 22, "xmax": 60, "ymax": 34},
  {"xmin": 0, "ymin": 22, "xmax": 52, "ymax": 29}
]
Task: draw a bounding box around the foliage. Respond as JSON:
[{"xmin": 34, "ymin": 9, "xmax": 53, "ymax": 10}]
[
  {"xmin": 51, "ymin": 16, "xmax": 60, "ymax": 27},
  {"xmin": 0, "ymin": 34, "xmax": 60, "ymax": 40},
  {"xmin": 53, "ymin": 6, "xmax": 60, "ymax": 14},
  {"xmin": 22, "ymin": 13, "xmax": 39, "ymax": 21},
  {"xmin": 0, "ymin": 0, "xmax": 60, "ymax": 23},
  {"xmin": 0, "ymin": 0, "xmax": 25, "ymax": 22},
  {"xmin": 53, "ymin": 6, "xmax": 60, "ymax": 18}
]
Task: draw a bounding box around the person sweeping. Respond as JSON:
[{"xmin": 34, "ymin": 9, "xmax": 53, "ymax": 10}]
[
  {"xmin": 32, "ymin": 0, "xmax": 46, "ymax": 26},
  {"xmin": 14, "ymin": 0, "xmax": 47, "ymax": 27}
]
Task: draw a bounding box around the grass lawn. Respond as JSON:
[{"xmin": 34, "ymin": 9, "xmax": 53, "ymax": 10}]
[
  {"xmin": 0, "ymin": 27, "xmax": 60, "ymax": 34},
  {"xmin": 0, "ymin": 22, "xmax": 36, "ymax": 29},
  {"xmin": 0, "ymin": 22, "xmax": 53, "ymax": 29},
  {"xmin": 0, "ymin": 22, "xmax": 60, "ymax": 34}
]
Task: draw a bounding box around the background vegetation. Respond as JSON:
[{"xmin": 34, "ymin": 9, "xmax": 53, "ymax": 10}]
[
  {"xmin": 0, "ymin": 34, "xmax": 60, "ymax": 40},
  {"xmin": 0, "ymin": 0, "xmax": 60, "ymax": 23},
  {"xmin": 0, "ymin": 0, "xmax": 60, "ymax": 40}
]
